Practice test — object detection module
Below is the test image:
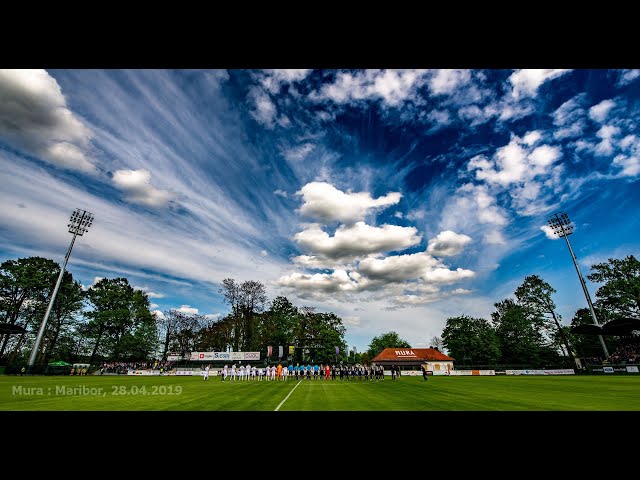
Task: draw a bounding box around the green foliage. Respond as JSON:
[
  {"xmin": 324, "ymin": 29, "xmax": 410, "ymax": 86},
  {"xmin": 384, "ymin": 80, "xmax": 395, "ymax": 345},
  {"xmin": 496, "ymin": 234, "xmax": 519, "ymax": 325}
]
[
  {"xmin": 442, "ymin": 315, "xmax": 500, "ymax": 364},
  {"xmin": 587, "ymin": 255, "xmax": 640, "ymax": 320},
  {"xmin": 366, "ymin": 331, "xmax": 411, "ymax": 358},
  {"xmin": 85, "ymin": 277, "xmax": 156, "ymax": 362}
]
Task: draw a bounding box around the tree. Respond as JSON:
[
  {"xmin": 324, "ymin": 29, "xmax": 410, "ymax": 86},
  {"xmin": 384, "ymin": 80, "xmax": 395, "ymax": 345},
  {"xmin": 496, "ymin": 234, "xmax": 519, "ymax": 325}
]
[
  {"xmin": 84, "ymin": 278, "xmax": 157, "ymax": 363},
  {"xmin": 514, "ymin": 275, "xmax": 576, "ymax": 365},
  {"xmin": 429, "ymin": 335, "xmax": 444, "ymax": 352},
  {"xmin": 219, "ymin": 278, "xmax": 267, "ymax": 351},
  {"xmin": 28, "ymin": 270, "xmax": 85, "ymax": 364},
  {"xmin": 442, "ymin": 315, "xmax": 500, "ymax": 365},
  {"xmin": 587, "ymin": 255, "xmax": 640, "ymax": 320},
  {"xmin": 0, "ymin": 257, "xmax": 59, "ymax": 358},
  {"xmin": 367, "ymin": 331, "xmax": 411, "ymax": 358},
  {"xmin": 491, "ymin": 300, "xmax": 551, "ymax": 365}
]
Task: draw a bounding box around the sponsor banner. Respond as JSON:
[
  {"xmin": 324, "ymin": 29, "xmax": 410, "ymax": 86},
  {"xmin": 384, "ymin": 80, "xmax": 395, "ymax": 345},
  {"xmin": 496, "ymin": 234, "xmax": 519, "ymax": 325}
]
[
  {"xmin": 400, "ymin": 370, "xmax": 419, "ymax": 376},
  {"xmin": 627, "ymin": 366, "xmax": 639, "ymax": 373},
  {"xmin": 603, "ymin": 366, "xmax": 614, "ymax": 373},
  {"xmin": 478, "ymin": 370, "xmax": 496, "ymax": 376},
  {"xmin": 188, "ymin": 351, "xmax": 261, "ymax": 361},
  {"xmin": 167, "ymin": 355, "xmax": 183, "ymax": 361},
  {"xmin": 506, "ymin": 369, "xmax": 574, "ymax": 375},
  {"xmin": 449, "ymin": 370, "xmax": 473, "ymax": 376},
  {"xmin": 175, "ymin": 370, "xmax": 194, "ymax": 376},
  {"xmin": 126, "ymin": 370, "xmax": 159, "ymax": 376}
]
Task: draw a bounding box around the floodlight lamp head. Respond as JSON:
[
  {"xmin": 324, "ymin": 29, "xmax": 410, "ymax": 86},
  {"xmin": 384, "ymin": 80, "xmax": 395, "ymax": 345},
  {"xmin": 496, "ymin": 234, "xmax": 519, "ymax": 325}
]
[
  {"xmin": 547, "ymin": 212, "xmax": 573, "ymax": 238},
  {"xmin": 67, "ymin": 209, "xmax": 94, "ymax": 236}
]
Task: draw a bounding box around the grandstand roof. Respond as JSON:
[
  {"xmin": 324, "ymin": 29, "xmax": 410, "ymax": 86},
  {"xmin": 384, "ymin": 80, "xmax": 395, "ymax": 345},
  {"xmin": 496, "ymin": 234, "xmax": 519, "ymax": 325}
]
[
  {"xmin": 371, "ymin": 348, "xmax": 454, "ymax": 362},
  {"xmin": 570, "ymin": 317, "xmax": 640, "ymax": 336}
]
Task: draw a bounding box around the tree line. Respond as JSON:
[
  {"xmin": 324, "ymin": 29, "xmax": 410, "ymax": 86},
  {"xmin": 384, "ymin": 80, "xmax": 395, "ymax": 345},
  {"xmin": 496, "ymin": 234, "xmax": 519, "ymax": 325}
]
[
  {"xmin": 0, "ymin": 257, "xmax": 348, "ymax": 366},
  {"xmin": 440, "ymin": 255, "xmax": 640, "ymax": 366}
]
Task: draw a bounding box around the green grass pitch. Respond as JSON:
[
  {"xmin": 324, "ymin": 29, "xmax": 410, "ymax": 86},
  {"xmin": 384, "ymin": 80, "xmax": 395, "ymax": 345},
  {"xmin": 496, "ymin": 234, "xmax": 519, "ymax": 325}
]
[{"xmin": 1, "ymin": 375, "xmax": 639, "ymax": 411}]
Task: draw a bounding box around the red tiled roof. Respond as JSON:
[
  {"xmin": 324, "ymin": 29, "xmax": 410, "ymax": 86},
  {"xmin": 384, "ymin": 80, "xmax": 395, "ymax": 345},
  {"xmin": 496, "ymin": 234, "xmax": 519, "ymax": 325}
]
[{"xmin": 371, "ymin": 348, "xmax": 454, "ymax": 362}]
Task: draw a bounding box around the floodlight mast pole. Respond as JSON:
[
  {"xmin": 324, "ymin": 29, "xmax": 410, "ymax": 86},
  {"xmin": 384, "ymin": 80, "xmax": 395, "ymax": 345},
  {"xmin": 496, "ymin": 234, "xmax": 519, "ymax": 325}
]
[
  {"xmin": 28, "ymin": 209, "xmax": 93, "ymax": 367},
  {"xmin": 548, "ymin": 212, "xmax": 609, "ymax": 359}
]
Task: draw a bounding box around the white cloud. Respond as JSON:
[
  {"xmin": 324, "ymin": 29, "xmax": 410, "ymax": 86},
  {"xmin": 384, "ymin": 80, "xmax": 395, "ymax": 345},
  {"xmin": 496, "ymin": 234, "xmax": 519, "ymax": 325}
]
[
  {"xmin": 589, "ymin": 99, "xmax": 615, "ymax": 123},
  {"xmin": 273, "ymin": 189, "xmax": 288, "ymax": 198},
  {"xmin": 112, "ymin": 169, "xmax": 173, "ymax": 208},
  {"xmin": 296, "ymin": 181, "xmax": 402, "ymax": 223},
  {"xmin": 282, "ymin": 143, "xmax": 315, "ymax": 162},
  {"xmin": 343, "ymin": 316, "xmax": 361, "ymax": 326},
  {"xmin": 617, "ymin": 69, "xmax": 640, "ymax": 86},
  {"xmin": 427, "ymin": 230, "xmax": 472, "ymax": 257},
  {"xmin": 523, "ymin": 130, "xmax": 542, "ymax": 146},
  {"xmin": 177, "ymin": 305, "xmax": 199, "ymax": 315},
  {"xmin": 358, "ymin": 252, "xmax": 441, "ymax": 282},
  {"xmin": 152, "ymin": 310, "xmax": 165, "ymax": 320},
  {"xmin": 612, "ymin": 154, "xmax": 640, "ymax": 177},
  {"xmin": 421, "ymin": 267, "xmax": 476, "ymax": 284},
  {"xmin": 540, "ymin": 225, "xmax": 559, "ymax": 240},
  {"xmin": 594, "ymin": 125, "xmax": 620, "ymax": 156},
  {"xmin": 428, "ymin": 69, "xmax": 472, "ymax": 95},
  {"xmin": 509, "ymin": 69, "xmax": 572, "ymax": 98},
  {"xmin": 260, "ymin": 69, "xmax": 312, "ymax": 94},
  {"xmin": 276, "ymin": 269, "xmax": 361, "ymax": 294},
  {"xmin": 0, "ymin": 69, "xmax": 95, "ymax": 173},
  {"xmin": 260, "ymin": 250, "xmax": 268, "ymax": 257},
  {"xmin": 133, "ymin": 285, "xmax": 165, "ymax": 298},
  {"xmin": 312, "ymin": 69, "xmax": 428, "ymax": 107},
  {"xmin": 394, "ymin": 211, "xmax": 404, "ymax": 219},
  {"xmin": 248, "ymin": 86, "xmax": 277, "ymax": 128},
  {"xmin": 92, "ymin": 276, "xmax": 104, "ymax": 286},
  {"xmin": 295, "ymin": 222, "xmax": 421, "ymax": 261},
  {"xmin": 150, "ymin": 303, "xmax": 159, "ymax": 309},
  {"xmin": 484, "ymin": 230, "xmax": 506, "ymax": 245}
]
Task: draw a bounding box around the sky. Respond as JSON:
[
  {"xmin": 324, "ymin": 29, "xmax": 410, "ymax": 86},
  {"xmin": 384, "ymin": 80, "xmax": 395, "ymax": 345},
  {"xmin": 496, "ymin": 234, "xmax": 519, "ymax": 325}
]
[{"xmin": 0, "ymin": 68, "xmax": 639, "ymax": 355}]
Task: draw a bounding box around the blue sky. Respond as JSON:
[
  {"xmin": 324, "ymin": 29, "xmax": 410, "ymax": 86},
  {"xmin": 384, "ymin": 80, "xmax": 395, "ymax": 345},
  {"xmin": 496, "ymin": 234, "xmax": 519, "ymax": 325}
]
[{"xmin": 0, "ymin": 69, "xmax": 639, "ymax": 354}]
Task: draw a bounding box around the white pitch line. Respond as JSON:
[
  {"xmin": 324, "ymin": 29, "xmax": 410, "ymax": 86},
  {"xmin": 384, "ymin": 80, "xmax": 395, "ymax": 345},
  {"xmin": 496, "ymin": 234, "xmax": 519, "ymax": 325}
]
[{"xmin": 274, "ymin": 380, "xmax": 303, "ymax": 411}]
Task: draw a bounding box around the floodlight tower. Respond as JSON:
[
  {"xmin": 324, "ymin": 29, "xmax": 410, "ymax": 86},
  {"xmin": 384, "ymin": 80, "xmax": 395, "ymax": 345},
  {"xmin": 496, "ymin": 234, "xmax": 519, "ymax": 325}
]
[
  {"xmin": 547, "ymin": 212, "xmax": 609, "ymax": 359},
  {"xmin": 28, "ymin": 209, "xmax": 94, "ymax": 366}
]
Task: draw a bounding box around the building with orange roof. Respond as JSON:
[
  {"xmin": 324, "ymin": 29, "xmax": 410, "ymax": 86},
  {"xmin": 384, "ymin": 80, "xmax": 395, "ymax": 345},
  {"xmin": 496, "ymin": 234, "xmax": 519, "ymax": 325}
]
[{"xmin": 371, "ymin": 348, "xmax": 455, "ymax": 375}]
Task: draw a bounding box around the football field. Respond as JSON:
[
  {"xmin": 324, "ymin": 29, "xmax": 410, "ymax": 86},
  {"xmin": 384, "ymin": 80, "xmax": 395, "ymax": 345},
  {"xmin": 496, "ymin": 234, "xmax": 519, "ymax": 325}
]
[{"xmin": 1, "ymin": 375, "xmax": 640, "ymax": 411}]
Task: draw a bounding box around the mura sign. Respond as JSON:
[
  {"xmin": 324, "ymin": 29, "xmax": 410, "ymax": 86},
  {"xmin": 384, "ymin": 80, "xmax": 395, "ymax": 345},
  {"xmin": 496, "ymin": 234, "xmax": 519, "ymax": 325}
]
[{"xmin": 395, "ymin": 350, "xmax": 416, "ymax": 357}]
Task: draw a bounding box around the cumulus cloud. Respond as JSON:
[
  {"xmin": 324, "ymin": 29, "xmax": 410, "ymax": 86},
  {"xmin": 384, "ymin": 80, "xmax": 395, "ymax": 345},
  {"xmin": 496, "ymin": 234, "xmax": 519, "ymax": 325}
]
[
  {"xmin": 468, "ymin": 137, "xmax": 562, "ymax": 187},
  {"xmin": 426, "ymin": 230, "xmax": 472, "ymax": 257},
  {"xmin": 509, "ymin": 69, "xmax": 572, "ymax": 98},
  {"xmin": 294, "ymin": 222, "xmax": 421, "ymax": 261},
  {"xmin": 177, "ymin": 305, "xmax": 199, "ymax": 314},
  {"xmin": 0, "ymin": 69, "xmax": 95, "ymax": 173},
  {"xmin": 552, "ymin": 93, "xmax": 587, "ymax": 140},
  {"xmin": 540, "ymin": 225, "xmax": 559, "ymax": 240},
  {"xmin": 312, "ymin": 69, "xmax": 429, "ymax": 107},
  {"xmin": 260, "ymin": 69, "xmax": 312, "ymax": 94},
  {"xmin": 112, "ymin": 169, "xmax": 173, "ymax": 208},
  {"xmin": 594, "ymin": 125, "xmax": 620, "ymax": 156},
  {"xmin": 612, "ymin": 154, "xmax": 640, "ymax": 177},
  {"xmin": 260, "ymin": 250, "xmax": 268, "ymax": 257},
  {"xmin": 343, "ymin": 316, "xmax": 361, "ymax": 326},
  {"xmin": 428, "ymin": 69, "xmax": 472, "ymax": 95},
  {"xmin": 358, "ymin": 252, "xmax": 441, "ymax": 282},
  {"xmin": 296, "ymin": 182, "xmax": 402, "ymax": 223},
  {"xmin": 152, "ymin": 310, "xmax": 165, "ymax": 320},
  {"xmin": 276, "ymin": 269, "xmax": 361, "ymax": 294},
  {"xmin": 248, "ymin": 86, "xmax": 277, "ymax": 128},
  {"xmin": 617, "ymin": 69, "xmax": 640, "ymax": 86},
  {"xmin": 589, "ymin": 99, "xmax": 616, "ymax": 123}
]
